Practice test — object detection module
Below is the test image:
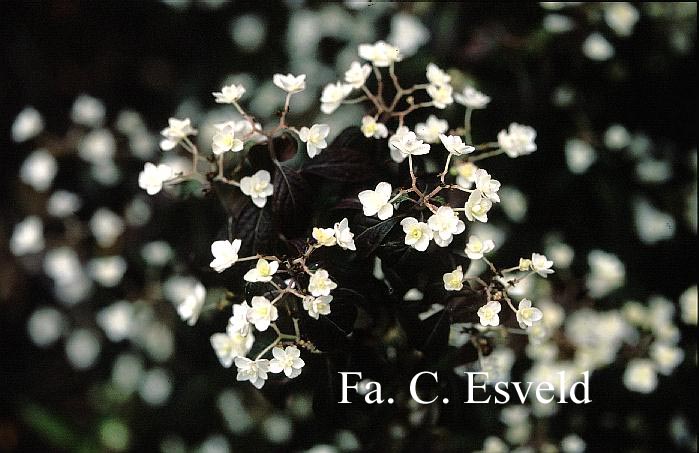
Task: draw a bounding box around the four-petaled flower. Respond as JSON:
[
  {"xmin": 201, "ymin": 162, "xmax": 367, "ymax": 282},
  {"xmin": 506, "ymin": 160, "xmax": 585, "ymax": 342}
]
[
  {"xmin": 455, "ymin": 86, "xmax": 491, "ymax": 109},
  {"xmin": 244, "ymin": 259, "xmax": 279, "ymax": 283},
  {"xmin": 210, "ymin": 239, "xmax": 242, "ymax": 273},
  {"xmin": 516, "ymin": 298, "xmax": 543, "ymax": 328},
  {"xmin": 443, "ymin": 266, "xmax": 464, "ymax": 291},
  {"xmin": 299, "ymin": 123, "xmax": 330, "ymax": 158},
  {"xmin": 439, "ymin": 134, "xmax": 475, "ymax": 156},
  {"xmin": 391, "ymin": 131, "xmax": 430, "ymax": 157},
  {"xmin": 401, "ymin": 217, "xmax": 433, "ymax": 251},
  {"xmin": 273, "ymin": 73, "xmax": 306, "ymax": 93},
  {"xmin": 334, "ymin": 218, "xmax": 356, "ymax": 251},
  {"xmin": 213, "ymin": 84, "xmax": 246, "ymax": 104},
  {"xmin": 320, "ymin": 82, "xmax": 353, "ymax": 114},
  {"xmin": 465, "ymin": 235, "xmax": 495, "ymax": 260},
  {"xmin": 478, "ymin": 301, "xmax": 502, "ymax": 327},
  {"xmin": 498, "ymin": 123, "xmax": 537, "ymax": 158},
  {"xmin": 530, "ymin": 253, "xmax": 554, "ymax": 277},
  {"xmin": 358, "ymin": 40, "xmax": 402, "ymax": 67},
  {"xmin": 139, "ymin": 162, "xmax": 173, "ymax": 195},
  {"xmin": 464, "ymin": 190, "xmax": 493, "ymax": 223},
  {"xmin": 427, "ymin": 83, "xmax": 454, "ymax": 109},
  {"xmin": 308, "ymin": 269, "xmax": 337, "ymax": 297},
  {"xmin": 312, "ymin": 227, "xmax": 337, "ymax": 247},
  {"xmin": 269, "ymin": 345, "xmax": 305, "ymax": 378},
  {"xmin": 303, "ymin": 295, "xmax": 333, "ymax": 319},
  {"xmin": 160, "ymin": 117, "xmax": 197, "ymax": 151},
  {"xmin": 416, "ymin": 115, "xmax": 448, "ymax": 144},
  {"xmin": 247, "ymin": 296, "xmax": 278, "ymax": 331},
  {"xmin": 358, "ymin": 182, "xmax": 394, "ymax": 220},
  {"xmin": 212, "ymin": 123, "xmax": 244, "ymax": 155},
  {"xmin": 360, "ymin": 116, "xmax": 388, "ymax": 139},
  {"xmin": 474, "ymin": 169, "xmax": 501, "ymax": 202},
  {"xmin": 240, "ymin": 169, "xmax": 274, "ymax": 208},
  {"xmin": 344, "ymin": 61, "xmax": 371, "ymax": 89},
  {"xmin": 428, "ymin": 206, "xmax": 465, "ymax": 247},
  {"xmin": 210, "ymin": 328, "xmax": 254, "ymax": 368},
  {"xmin": 234, "ymin": 357, "xmax": 270, "ymax": 389}
]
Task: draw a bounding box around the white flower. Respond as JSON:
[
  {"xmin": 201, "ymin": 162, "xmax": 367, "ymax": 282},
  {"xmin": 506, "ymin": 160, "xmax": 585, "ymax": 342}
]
[
  {"xmin": 211, "ymin": 329, "xmax": 254, "ymax": 368},
  {"xmin": 604, "ymin": 2, "xmax": 639, "ymax": 37},
  {"xmin": 388, "ymin": 126, "xmax": 411, "ymax": 163},
  {"xmin": 426, "ymin": 63, "xmax": 451, "ymax": 86},
  {"xmin": 160, "ymin": 117, "xmax": 197, "ymax": 151},
  {"xmin": 465, "ymin": 235, "xmax": 495, "ymax": 260},
  {"xmin": 312, "ymin": 227, "xmax": 337, "ymax": 247},
  {"xmin": 247, "ymin": 296, "xmax": 278, "ymax": 331},
  {"xmin": 12, "ymin": 106, "xmax": 44, "ymax": 143},
  {"xmin": 401, "ymin": 217, "xmax": 433, "ymax": 252},
  {"xmin": 464, "ymin": 190, "xmax": 493, "ymax": 223},
  {"xmin": 623, "ymin": 359, "xmax": 658, "ymax": 394},
  {"xmin": 228, "ymin": 301, "xmax": 252, "ymax": 335},
  {"xmin": 474, "ymin": 169, "xmax": 501, "ymax": 202},
  {"xmin": 273, "ymin": 73, "xmax": 306, "ymax": 93},
  {"xmin": 298, "ymin": 123, "xmax": 330, "ymax": 158},
  {"xmin": 308, "ymin": 269, "xmax": 337, "ymax": 297},
  {"xmin": 530, "ymin": 253, "xmax": 554, "ymax": 277},
  {"xmin": 439, "ymin": 134, "xmax": 475, "ymax": 156},
  {"xmin": 177, "ymin": 282, "xmax": 206, "ymax": 326},
  {"xmin": 10, "ymin": 216, "xmax": 44, "ymax": 256},
  {"xmin": 358, "ymin": 182, "xmax": 393, "ymax": 220},
  {"xmin": 427, "ymin": 83, "xmax": 454, "ymax": 109},
  {"xmin": 344, "ymin": 61, "xmax": 371, "ymax": 88},
  {"xmin": 582, "ymin": 32, "xmax": 615, "ymax": 61},
  {"xmin": 303, "ymin": 295, "xmax": 333, "ymax": 319},
  {"xmin": 454, "ymin": 161, "xmax": 478, "ymax": 188},
  {"xmin": 650, "ymin": 342, "xmax": 684, "ymax": 375},
  {"xmin": 519, "ymin": 258, "xmax": 532, "ymax": 271},
  {"xmin": 138, "ymin": 162, "xmax": 173, "ymax": 195},
  {"xmin": 334, "ymin": 218, "xmax": 356, "ymax": 251},
  {"xmin": 358, "ymin": 40, "xmax": 402, "ymax": 67},
  {"xmin": 391, "ymin": 131, "xmax": 430, "ymax": 156},
  {"xmin": 497, "ymin": 123, "xmax": 537, "ymax": 158},
  {"xmin": 244, "ymin": 259, "xmax": 279, "ymax": 283},
  {"xmin": 234, "ymin": 357, "xmax": 270, "ymax": 389},
  {"xmin": 20, "ymin": 149, "xmax": 57, "ymax": 192},
  {"xmin": 478, "ymin": 301, "xmax": 502, "ymax": 327},
  {"xmin": 240, "ymin": 169, "xmax": 274, "ymax": 208},
  {"xmin": 269, "ymin": 345, "xmax": 305, "ymax": 378},
  {"xmin": 679, "ymin": 286, "xmax": 697, "ymax": 325},
  {"xmin": 212, "ymin": 123, "xmax": 244, "ymax": 155},
  {"xmin": 320, "ymin": 82, "xmax": 353, "ymax": 114},
  {"xmin": 416, "ymin": 115, "xmax": 448, "ymax": 143},
  {"xmin": 209, "ymin": 239, "xmax": 242, "ymax": 273},
  {"xmin": 360, "ymin": 116, "xmax": 388, "ymax": 139},
  {"xmin": 213, "ymin": 84, "xmax": 246, "ymax": 103},
  {"xmin": 455, "ymin": 85, "xmax": 491, "ymax": 109},
  {"xmin": 516, "ymin": 299, "xmax": 543, "ymax": 328},
  {"xmin": 428, "ymin": 206, "xmax": 465, "ymax": 247},
  {"xmin": 443, "ymin": 266, "xmax": 464, "ymax": 291}
]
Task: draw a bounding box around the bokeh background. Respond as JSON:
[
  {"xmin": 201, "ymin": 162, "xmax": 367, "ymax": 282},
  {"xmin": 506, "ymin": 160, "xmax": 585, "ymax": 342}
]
[{"xmin": 0, "ymin": 1, "xmax": 696, "ymax": 452}]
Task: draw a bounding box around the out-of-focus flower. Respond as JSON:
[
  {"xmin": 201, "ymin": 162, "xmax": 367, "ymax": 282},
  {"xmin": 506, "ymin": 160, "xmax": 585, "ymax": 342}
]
[
  {"xmin": 604, "ymin": 124, "xmax": 631, "ymax": 150},
  {"xmin": 498, "ymin": 123, "xmax": 537, "ymax": 158},
  {"xmin": 650, "ymin": 342, "xmax": 685, "ymax": 375},
  {"xmin": 240, "ymin": 170, "xmax": 274, "ymax": 207},
  {"xmin": 360, "ymin": 116, "xmax": 388, "ymax": 139},
  {"xmin": 138, "ymin": 162, "xmax": 173, "ymax": 195},
  {"xmin": 71, "ymin": 94, "xmax": 105, "ymax": 127},
  {"xmin": 88, "ymin": 256, "xmax": 127, "ymax": 287},
  {"xmin": 90, "ymin": 208, "xmax": 124, "ymax": 248},
  {"xmin": 177, "ymin": 282, "xmax": 206, "ymax": 326},
  {"xmin": 427, "ymin": 83, "xmax": 454, "ymax": 109},
  {"xmin": 320, "ymin": 82, "xmax": 353, "ymax": 114},
  {"xmin": 358, "ymin": 182, "xmax": 393, "ymax": 219},
  {"xmin": 211, "ymin": 329, "xmax": 254, "ymax": 367},
  {"xmin": 426, "ymin": 63, "xmax": 451, "ymax": 86},
  {"xmin": 586, "ymin": 250, "xmax": 625, "ymax": 298},
  {"xmin": 679, "ymin": 286, "xmax": 697, "ymax": 325},
  {"xmin": 454, "ymin": 161, "xmax": 478, "ymax": 189},
  {"xmin": 604, "ymin": 2, "xmax": 639, "ymax": 37},
  {"xmin": 455, "ymin": 86, "xmax": 491, "ymax": 109},
  {"xmin": 387, "ymin": 12, "xmax": 429, "ymax": 57},
  {"xmin": 10, "ymin": 216, "xmax": 44, "ymax": 256},
  {"xmin": 96, "ymin": 300, "xmax": 134, "ymax": 342},
  {"xmin": 209, "ymin": 239, "xmax": 242, "ymax": 273},
  {"xmin": 565, "ymin": 138, "xmax": 597, "ymax": 174},
  {"xmin": 213, "ymin": 84, "xmax": 246, "ymax": 103},
  {"xmin": 344, "ymin": 61, "xmax": 371, "ymax": 88},
  {"xmin": 12, "ymin": 106, "xmax": 44, "ymax": 142},
  {"xmin": 20, "ymin": 149, "xmax": 57, "ymax": 192},
  {"xmin": 582, "ymin": 32, "xmax": 615, "ymax": 61},
  {"xmin": 47, "ymin": 190, "xmax": 81, "ymax": 218},
  {"xmin": 273, "ymin": 73, "xmax": 306, "ymax": 93},
  {"xmin": 269, "ymin": 345, "xmax": 305, "ymax": 378},
  {"xmin": 623, "ymin": 358, "xmax": 658, "ymax": 393},
  {"xmin": 416, "ymin": 115, "xmax": 448, "ymax": 144},
  {"xmin": 358, "ymin": 40, "xmax": 402, "ymax": 67},
  {"xmin": 160, "ymin": 117, "xmax": 197, "ymax": 151},
  {"xmin": 299, "ymin": 123, "xmax": 330, "ymax": 158}
]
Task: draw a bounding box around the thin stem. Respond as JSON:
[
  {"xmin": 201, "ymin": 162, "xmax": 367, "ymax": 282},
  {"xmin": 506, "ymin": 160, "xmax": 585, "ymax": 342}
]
[
  {"xmin": 279, "ymin": 92, "xmax": 293, "ymax": 128},
  {"xmin": 440, "ymin": 153, "xmax": 453, "ymax": 184},
  {"xmin": 469, "ymin": 148, "xmax": 505, "ymax": 163},
  {"xmin": 255, "ymin": 338, "xmax": 280, "ymax": 360},
  {"xmin": 463, "ymin": 107, "xmax": 473, "ymax": 144},
  {"xmin": 341, "ymin": 95, "xmax": 369, "ymax": 105},
  {"xmin": 361, "ymin": 85, "xmax": 383, "ymax": 113}
]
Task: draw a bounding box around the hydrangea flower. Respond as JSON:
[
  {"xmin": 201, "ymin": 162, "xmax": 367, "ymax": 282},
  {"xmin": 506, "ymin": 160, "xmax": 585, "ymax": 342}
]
[
  {"xmin": 344, "ymin": 61, "xmax": 371, "ymax": 88},
  {"xmin": 228, "ymin": 301, "xmax": 252, "ymax": 335},
  {"xmin": 177, "ymin": 282, "xmax": 206, "ymax": 326},
  {"xmin": 443, "ymin": 266, "xmax": 464, "ymax": 291},
  {"xmin": 426, "ymin": 63, "xmax": 451, "ymax": 86},
  {"xmin": 464, "ymin": 190, "xmax": 493, "ymax": 222},
  {"xmin": 210, "ymin": 239, "xmax": 242, "ymax": 273},
  {"xmin": 247, "ymin": 296, "xmax": 278, "ymax": 331},
  {"xmin": 210, "ymin": 328, "xmax": 254, "ymax": 368},
  {"xmin": 234, "ymin": 357, "xmax": 270, "ymax": 389},
  {"xmin": 138, "ymin": 162, "xmax": 173, "ymax": 195},
  {"xmin": 478, "ymin": 301, "xmax": 502, "ymax": 327},
  {"xmin": 160, "ymin": 117, "xmax": 197, "ymax": 151},
  {"xmin": 497, "ymin": 123, "xmax": 537, "ymax": 158},
  {"xmin": 454, "ymin": 85, "xmax": 491, "ymax": 109},
  {"xmin": 428, "ymin": 206, "xmax": 465, "ymax": 247},
  {"xmin": 360, "ymin": 116, "xmax": 388, "ymax": 139},
  {"xmin": 416, "ymin": 115, "xmax": 448, "ymax": 144},
  {"xmin": 439, "ymin": 134, "xmax": 475, "ymax": 156},
  {"xmin": 530, "ymin": 253, "xmax": 555, "ymax": 277},
  {"xmin": 212, "ymin": 123, "xmax": 244, "ymax": 155},
  {"xmin": 516, "ymin": 299, "xmax": 543, "ymax": 328},
  {"xmin": 427, "ymin": 83, "xmax": 454, "ymax": 109},
  {"xmin": 244, "ymin": 259, "xmax": 279, "ymax": 283},
  {"xmin": 333, "ymin": 218, "xmax": 356, "ymax": 251},
  {"xmin": 454, "ymin": 161, "xmax": 478, "ymax": 188},
  {"xmin": 213, "ymin": 84, "xmax": 246, "ymax": 104},
  {"xmin": 303, "ymin": 295, "xmax": 333, "ymax": 319},
  {"xmin": 299, "ymin": 124, "xmax": 330, "ymax": 158},
  {"xmin": 358, "ymin": 40, "xmax": 402, "ymax": 67},
  {"xmin": 474, "ymin": 169, "xmax": 501, "ymax": 202},
  {"xmin": 391, "ymin": 131, "xmax": 430, "ymax": 157},
  {"xmin": 308, "ymin": 269, "xmax": 337, "ymax": 297},
  {"xmin": 388, "ymin": 126, "xmax": 411, "ymax": 163},
  {"xmin": 358, "ymin": 182, "xmax": 393, "ymax": 220},
  {"xmin": 465, "ymin": 235, "xmax": 495, "ymax": 260},
  {"xmin": 272, "ymin": 73, "xmax": 306, "ymax": 93},
  {"xmin": 269, "ymin": 345, "xmax": 305, "ymax": 378},
  {"xmin": 312, "ymin": 227, "xmax": 337, "ymax": 247},
  {"xmin": 320, "ymin": 82, "xmax": 353, "ymax": 114},
  {"xmin": 240, "ymin": 169, "xmax": 273, "ymax": 208},
  {"xmin": 400, "ymin": 217, "xmax": 433, "ymax": 251}
]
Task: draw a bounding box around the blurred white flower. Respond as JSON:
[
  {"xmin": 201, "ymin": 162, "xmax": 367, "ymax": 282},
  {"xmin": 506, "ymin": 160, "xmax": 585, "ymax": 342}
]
[
  {"xmin": 454, "ymin": 161, "xmax": 478, "ymax": 189},
  {"xmin": 97, "ymin": 300, "xmax": 134, "ymax": 342},
  {"xmin": 308, "ymin": 269, "xmax": 337, "ymax": 297},
  {"xmin": 582, "ymin": 32, "xmax": 615, "ymax": 61},
  {"xmin": 12, "ymin": 106, "xmax": 44, "ymax": 142},
  {"xmin": 177, "ymin": 282, "xmax": 206, "ymax": 326},
  {"xmin": 88, "ymin": 256, "xmax": 127, "ymax": 287},
  {"xmin": 427, "ymin": 83, "xmax": 454, "ymax": 109},
  {"xmin": 79, "ymin": 129, "xmax": 116, "ymax": 163},
  {"xmin": 604, "ymin": 2, "xmax": 639, "ymax": 37},
  {"xmin": 138, "ymin": 162, "xmax": 173, "ymax": 195},
  {"xmin": 634, "ymin": 198, "xmax": 675, "ymax": 244},
  {"xmin": 20, "ymin": 149, "xmax": 57, "ymax": 192},
  {"xmin": 565, "ymin": 138, "xmax": 597, "ymax": 174},
  {"xmin": 269, "ymin": 345, "xmax": 305, "ymax": 378},
  {"xmin": 299, "ymin": 123, "xmax": 330, "ymax": 158},
  {"xmin": 71, "ymin": 94, "xmax": 105, "ymax": 127},
  {"xmin": 344, "ymin": 61, "xmax": 371, "ymax": 88},
  {"xmin": 650, "ymin": 342, "xmax": 684, "ymax": 375},
  {"xmin": 210, "ymin": 239, "xmax": 242, "ymax": 273},
  {"xmin": 303, "ymin": 295, "xmax": 333, "ymax": 319},
  {"xmin": 234, "ymin": 357, "xmax": 270, "ymax": 389},
  {"xmin": 358, "ymin": 182, "xmax": 393, "ymax": 219},
  {"xmin": 498, "ymin": 123, "xmax": 537, "ymax": 158},
  {"xmin": 623, "ymin": 359, "xmax": 658, "ymax": 393},
  {"xmin": 160, "ymin": 117, "xmax": 197, "ymax": 151},
  {"xmin": 426, "ymin": 63, "xmax": 451, "ymax": 86},
  {"xmin": 27, "ymin": 307, "xmax": 66, "ymax": 347},
  {"xmin": 455, "ymin": 85, "xmax": 491, "ymax": 109},
  {"xmin": 240, "ymin": 169, "xmax": 273, "ymax": 208},
  {"xmin": 65, "ymin": 328, "xmax": 101, "ymax": 370},
  {"xmin": 543, "ymin": 14, "xmax": 575, "ymax": 34},
  {"xmin": 465, "ymin": 235, "xmax": 495, "ymax": 260},
  {"xmin": 320, "ymin": 82, "xmax": 353, "ymax": 114},
  {"xmin": 273, "ymin": 73, "xmax": 306, "ymax": 93},
  {"xmin": 478, "ymin": 301, "xmax": 502, "ymax": 327},
  {"xmin": 358, "ymin": 40, "xmax": 402, "ymax": 67},
  {"xmin": 401, "ymin": 217, "xmax": 433, "ymax": 251},
  {"xmin": 10, "ymin": 216, "xmax": 44, "ymax": 256},
  {"xmin": 211, "ymin": 329, "xmax": 254, "ymax": 368},
  {"xmin": 387, "ymin": 12, "xmax": 429, "ymax": 57},
  {"xmin": 47, "ymin": 190, "xmax": 82, "ymax": 218},
  {"xmin": 244, "ymin": 259, "xmax": 279, "ymax": 283},
  {"xmin": 604, "ymin": 124, "xmax": 631, "ymax": 150},
  {"xmin": 586, "ymin": 250, "xmax": 625, "ymax": 298},
  {"xmin": 213, "ymin": 84, "xmax": 246, "ymax": 103},
  {"xmin": 90, "ymin": 208, "xmax": 124, "ymax": 248},
  {"xmin": 561, "ymin": 434, "xmax": 586, "ymax": 453},
  {"xmin": 360, "ymin": 115, "xmax": 388, "ymax": 139},
  {"xmin": 679, "ymin": 286, "xmax": 697, "ymax": 325}
]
